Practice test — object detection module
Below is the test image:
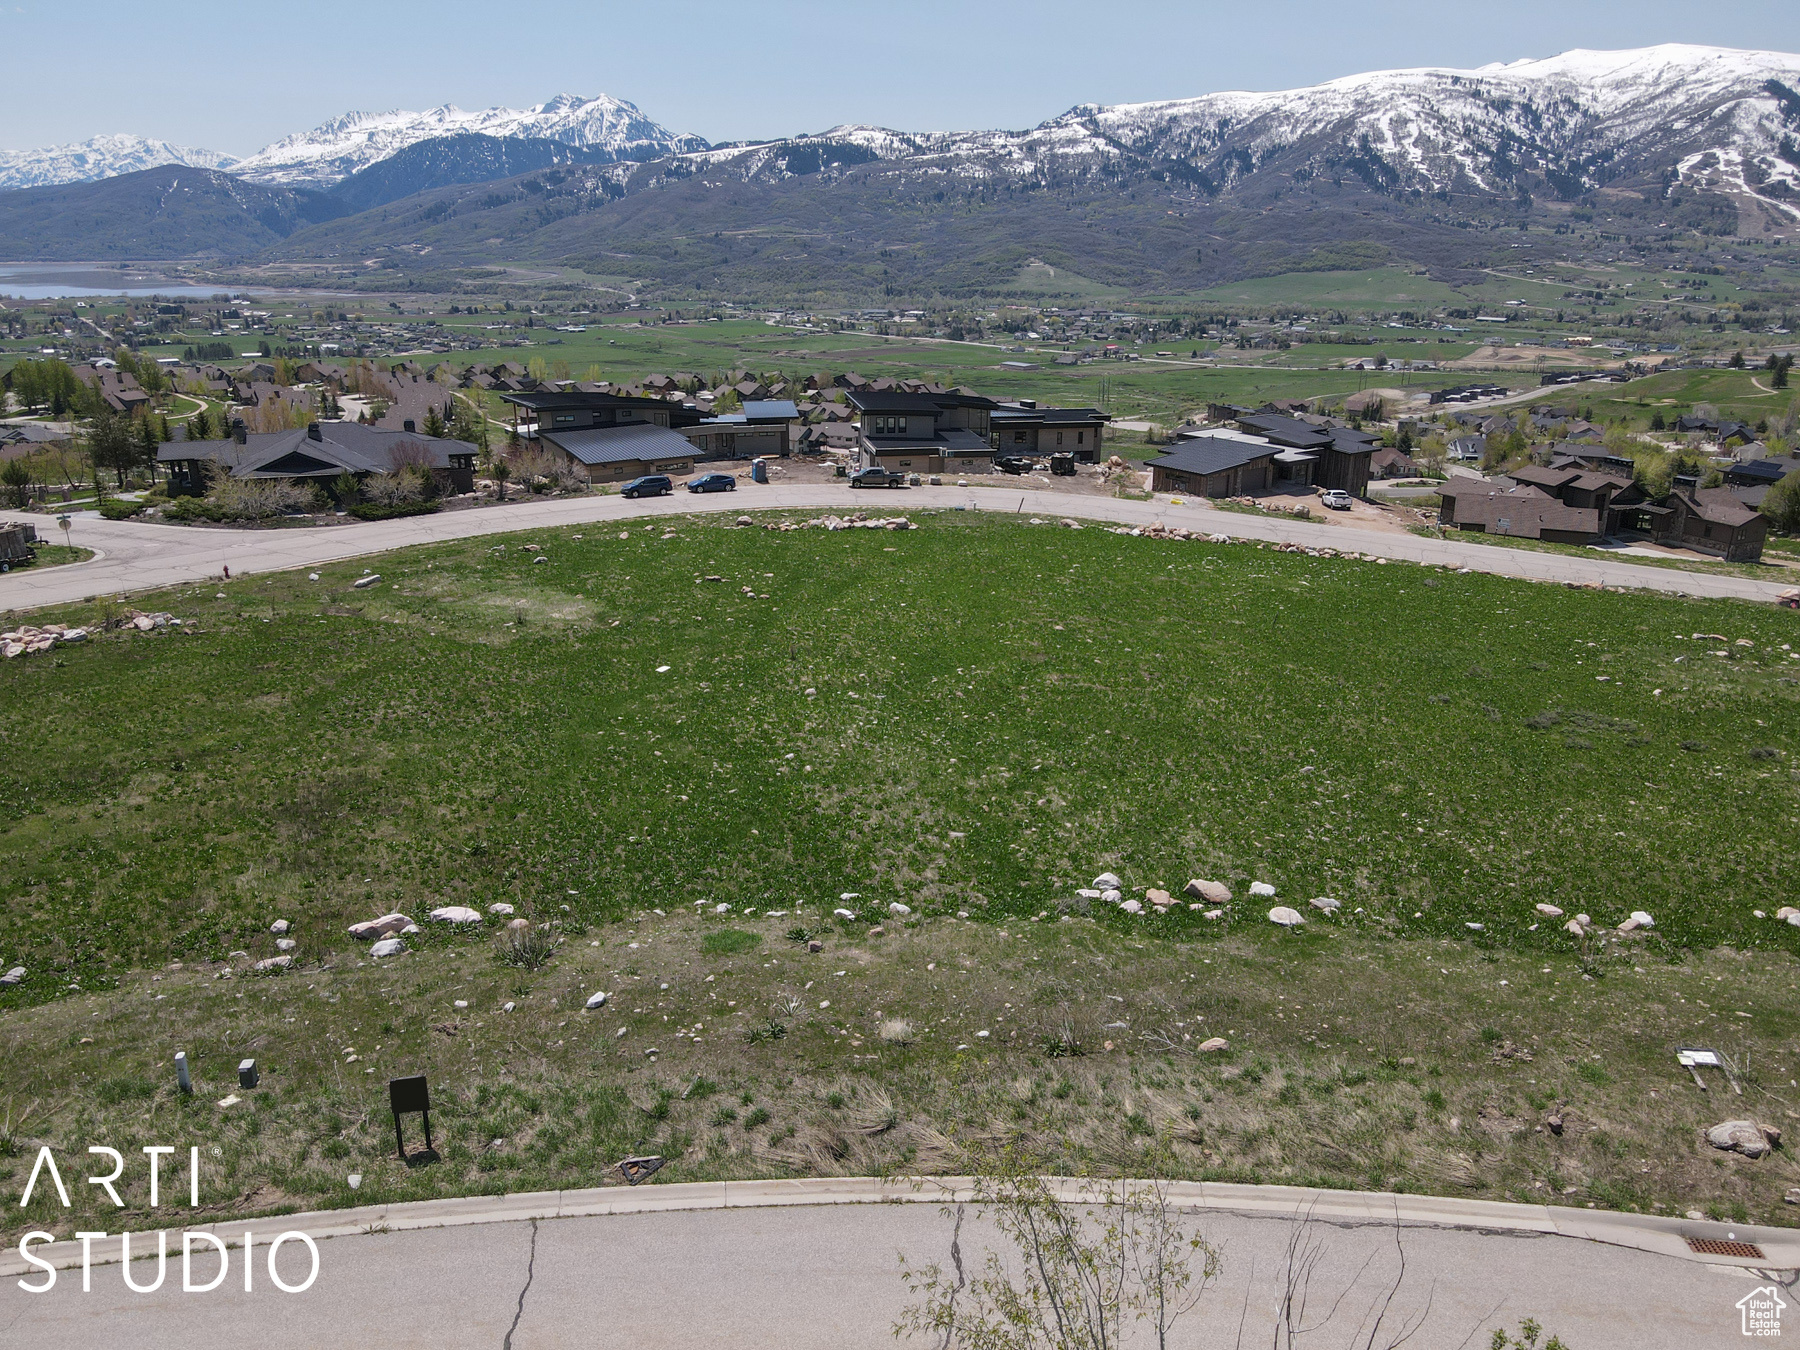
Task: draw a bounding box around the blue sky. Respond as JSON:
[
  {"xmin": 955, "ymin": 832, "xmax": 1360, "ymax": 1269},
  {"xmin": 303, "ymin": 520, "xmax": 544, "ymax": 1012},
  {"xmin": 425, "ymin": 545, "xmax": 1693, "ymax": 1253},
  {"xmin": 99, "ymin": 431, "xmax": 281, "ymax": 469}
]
[{"xmin": 8, "ymin": 0, "xmax": 1800, "ymax": 154}]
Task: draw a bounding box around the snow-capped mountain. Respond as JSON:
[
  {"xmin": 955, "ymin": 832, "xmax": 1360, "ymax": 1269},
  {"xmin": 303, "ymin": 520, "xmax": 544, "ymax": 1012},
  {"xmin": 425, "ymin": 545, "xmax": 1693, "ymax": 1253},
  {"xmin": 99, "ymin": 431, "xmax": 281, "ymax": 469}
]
[
  {"xmin": 689, "ymin": 44, "xmax": 1800, "ymax": 225},
  {"xmin": 0, "ymin": 134, "xmax": 238, "ymax": 191},
  {"xmin": 232, "ymin": 93, "xmax": 708, "ymax": 187}
]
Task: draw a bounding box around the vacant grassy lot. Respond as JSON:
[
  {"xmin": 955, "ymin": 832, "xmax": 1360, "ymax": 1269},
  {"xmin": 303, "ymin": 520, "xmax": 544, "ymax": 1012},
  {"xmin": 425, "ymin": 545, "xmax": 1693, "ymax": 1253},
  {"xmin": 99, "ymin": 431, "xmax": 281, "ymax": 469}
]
[{"xmin": 3, "ymin": 513, "xmax": 1799, "ymax": 1230}]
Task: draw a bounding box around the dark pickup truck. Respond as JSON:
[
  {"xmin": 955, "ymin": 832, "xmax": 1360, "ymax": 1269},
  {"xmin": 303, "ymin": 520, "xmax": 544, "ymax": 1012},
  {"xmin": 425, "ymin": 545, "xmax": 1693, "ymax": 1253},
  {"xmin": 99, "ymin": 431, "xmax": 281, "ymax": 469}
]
[{"xmin": 849, "ymin": 466, "xmax": 909, "ymax": 489}]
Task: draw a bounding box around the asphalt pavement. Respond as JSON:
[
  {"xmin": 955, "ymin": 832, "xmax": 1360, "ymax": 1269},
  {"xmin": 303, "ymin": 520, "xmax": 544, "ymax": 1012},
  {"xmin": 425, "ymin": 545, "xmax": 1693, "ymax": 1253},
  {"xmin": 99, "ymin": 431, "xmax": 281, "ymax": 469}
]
[
  {"xmin": 2, "ymin": 483, "xmax": 1793, "ymax": 613},
  {"xmin": 0, "ymin": 1196, "xmax": 1772, "ymax": 1348}
]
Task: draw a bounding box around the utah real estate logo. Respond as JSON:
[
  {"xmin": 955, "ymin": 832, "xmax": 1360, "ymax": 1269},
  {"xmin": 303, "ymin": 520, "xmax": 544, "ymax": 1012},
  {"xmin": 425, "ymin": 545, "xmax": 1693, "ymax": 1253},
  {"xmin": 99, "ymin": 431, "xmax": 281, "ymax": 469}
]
[{"xmin": 1740, "ymin": 1287, "xmax": 1787, "ymax": 1338}]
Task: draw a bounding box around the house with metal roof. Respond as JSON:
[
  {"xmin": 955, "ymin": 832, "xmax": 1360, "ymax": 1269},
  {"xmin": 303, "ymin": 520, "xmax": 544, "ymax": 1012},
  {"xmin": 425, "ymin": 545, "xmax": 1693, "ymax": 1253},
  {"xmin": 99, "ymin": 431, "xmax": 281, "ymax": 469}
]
[
  {"xmin": 1144, "ymin": 433, "xmax": 1276, "ymax": 497},
  {"xmin": 536, "ymin": 422, "xmax": 697, "ymax": 482},
  {"xmin": 681, "ymin": 400, "xmax": 797, "ymax": 461}
]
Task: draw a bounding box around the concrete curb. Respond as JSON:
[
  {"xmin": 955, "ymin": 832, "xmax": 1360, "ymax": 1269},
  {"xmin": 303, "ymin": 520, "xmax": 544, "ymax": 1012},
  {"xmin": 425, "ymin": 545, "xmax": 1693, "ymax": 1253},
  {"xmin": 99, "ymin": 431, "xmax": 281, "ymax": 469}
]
[{"xmin": 6, "ymin": 1175, "xmax": 1795, "ymax": 1276}]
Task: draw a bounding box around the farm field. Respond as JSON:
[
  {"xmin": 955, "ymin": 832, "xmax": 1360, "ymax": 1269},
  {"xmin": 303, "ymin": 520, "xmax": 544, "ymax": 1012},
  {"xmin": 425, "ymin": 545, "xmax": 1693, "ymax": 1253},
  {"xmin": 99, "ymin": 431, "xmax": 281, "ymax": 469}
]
[{"xmin": 3, "ymin": 513, "xmax": 1800, "ymax": 1235}]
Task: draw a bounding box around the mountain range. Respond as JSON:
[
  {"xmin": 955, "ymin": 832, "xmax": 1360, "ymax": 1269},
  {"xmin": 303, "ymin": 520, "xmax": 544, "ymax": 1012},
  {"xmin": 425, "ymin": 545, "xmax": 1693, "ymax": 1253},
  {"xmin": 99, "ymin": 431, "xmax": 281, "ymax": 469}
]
[{"xmin": 0, "ymin": 45, "xmax": 1796, "ymax": 295}]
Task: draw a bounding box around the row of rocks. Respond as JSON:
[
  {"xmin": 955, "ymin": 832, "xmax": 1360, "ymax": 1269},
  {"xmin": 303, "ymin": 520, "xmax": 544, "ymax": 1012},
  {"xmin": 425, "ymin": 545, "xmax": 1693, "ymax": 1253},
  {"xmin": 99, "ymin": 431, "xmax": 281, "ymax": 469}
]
[
  {"xmin": 1533, "ymin": 903, "xmax": 1654, "ymax": 936},
  {"xmin": 3, "ymin": 609, "xmax": 183, "ymax": 660},
  {"xmin": 3, "ymin": 622, "xmax": 89, "ymax": 658}
]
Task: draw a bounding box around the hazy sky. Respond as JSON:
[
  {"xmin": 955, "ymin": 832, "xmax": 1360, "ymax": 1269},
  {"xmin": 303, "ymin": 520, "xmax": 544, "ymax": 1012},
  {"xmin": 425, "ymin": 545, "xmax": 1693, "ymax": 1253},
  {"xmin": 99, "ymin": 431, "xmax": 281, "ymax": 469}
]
[{"xmin": 8, "ymin": 0, "xmax": 1800, "ymax": 154}]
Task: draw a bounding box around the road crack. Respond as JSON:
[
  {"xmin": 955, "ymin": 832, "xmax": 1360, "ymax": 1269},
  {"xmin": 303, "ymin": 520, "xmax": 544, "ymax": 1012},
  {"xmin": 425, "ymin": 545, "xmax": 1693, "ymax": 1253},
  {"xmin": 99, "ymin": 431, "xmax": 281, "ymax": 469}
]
[{"xmin": 502, "ymin": 1217, "xmax": 539, "ymax": 1350}]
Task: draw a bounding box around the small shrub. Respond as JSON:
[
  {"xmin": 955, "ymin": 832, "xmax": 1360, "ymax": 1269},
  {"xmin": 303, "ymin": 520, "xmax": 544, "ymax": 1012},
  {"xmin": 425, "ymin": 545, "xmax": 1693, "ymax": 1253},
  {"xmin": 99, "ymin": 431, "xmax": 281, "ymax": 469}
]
[
  {"xmin": 1041, "ymin": 1024, "xmax": 1085, "ymax": 1058},
  {"xmin": 99, "ymin": 498, "xmax": 142, "ymax": 520},
  {"xmin": 1524, "ymin": 710, "xmax": 1562, "ymax": 730},
  {"xmin": 784, "ymin": 925, "xmax": 815, "ymax": 944},
  {"xmin": 1576, "ymin": 1062, "xmax": 1611, "ymax": 1085},
  {"xmin": 709, "ymin": 1106, "xmax": 738, "ymax": 1127},
  {"xmin": 878, "ymin": 1018, "xmax": 915, "ymax": 1046},
  {"xmin": 742, "ymin": 1106, "xmax": 771, "ymax": 1129},
  {"xmin": 1423, "ymin": 1088, "xmax": 1446, "ymax": 1111},
  {"xmin": 701, "ymin": 928, "xmax": 760, "ymax": 956},
  {"xmin": 1749, "ymin": 746, "xmax": 1783, "ymax": 761},
  {"xmin": 825, "ymin": 1092, "xmax": 846, "ymax": 1109},
  {"xmin": 497, "ymin": 926, "xmax": 556, "ymax": 970},
  {"xmin": 1480, "ymin": 1026, "xmax": 1503, "ymax": 1044}
]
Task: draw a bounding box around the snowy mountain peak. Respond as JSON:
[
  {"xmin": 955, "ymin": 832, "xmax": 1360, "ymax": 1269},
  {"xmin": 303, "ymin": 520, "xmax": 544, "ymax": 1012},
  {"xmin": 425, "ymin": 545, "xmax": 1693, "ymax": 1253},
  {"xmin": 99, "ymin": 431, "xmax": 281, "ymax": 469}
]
[
  {"xmin": 0, "ymin": 134, "xmax": 238, "ymax": 192},
  {"xmin": 231, "ymin": 93, "xmax": 708, "ymax": 187}
]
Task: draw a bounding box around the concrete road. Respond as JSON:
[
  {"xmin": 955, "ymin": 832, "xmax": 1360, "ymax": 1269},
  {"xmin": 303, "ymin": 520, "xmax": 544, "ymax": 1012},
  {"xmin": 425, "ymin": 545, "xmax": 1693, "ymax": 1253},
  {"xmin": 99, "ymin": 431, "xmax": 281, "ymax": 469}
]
[
  {"xmin": 2, "ymin": 483, "xmax": 1792, "ymax": 614},
  {"xmin": 0, "ymin": 1200, "xmax": 1773, "ymax": 1348}
]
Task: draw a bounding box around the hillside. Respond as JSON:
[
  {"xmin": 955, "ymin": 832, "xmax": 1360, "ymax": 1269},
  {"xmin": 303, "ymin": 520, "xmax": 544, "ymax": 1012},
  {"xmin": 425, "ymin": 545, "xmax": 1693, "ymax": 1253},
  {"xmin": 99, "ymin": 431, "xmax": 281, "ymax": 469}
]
[
  {"xmin": 324, "ymin": 133, "xmax": 627, "ymax": 213},
  {"xmin": 0, "ymin": 166, "xmax": 340, "ymax": 261}
]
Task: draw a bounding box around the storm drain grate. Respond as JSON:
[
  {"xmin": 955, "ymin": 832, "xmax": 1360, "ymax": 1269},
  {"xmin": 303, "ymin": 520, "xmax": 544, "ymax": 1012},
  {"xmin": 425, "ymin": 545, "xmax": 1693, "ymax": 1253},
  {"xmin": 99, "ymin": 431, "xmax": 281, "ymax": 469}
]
[{"xmin": 1688, "ymin": 1238, "xmax": 1766, "ymax": 1259}]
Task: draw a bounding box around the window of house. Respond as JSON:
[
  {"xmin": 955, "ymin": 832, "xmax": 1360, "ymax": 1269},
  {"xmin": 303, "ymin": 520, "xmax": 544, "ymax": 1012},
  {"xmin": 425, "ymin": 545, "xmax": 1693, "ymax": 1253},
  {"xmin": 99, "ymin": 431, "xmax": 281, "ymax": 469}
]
[
  {"xmin": 1056, "ymin": 431, "xmax": 1064, "ymax": 446},
  {"xmin": 1013, "ymin": 430, "xmax": 1027, "ymax": 443},
  {"xmin": 1077, "ymin": 431, "xmax": 1084, "ymax": 444},
  {"xmin": 553, "ymin": 413, "xmax": 578, "ymax": 426}
]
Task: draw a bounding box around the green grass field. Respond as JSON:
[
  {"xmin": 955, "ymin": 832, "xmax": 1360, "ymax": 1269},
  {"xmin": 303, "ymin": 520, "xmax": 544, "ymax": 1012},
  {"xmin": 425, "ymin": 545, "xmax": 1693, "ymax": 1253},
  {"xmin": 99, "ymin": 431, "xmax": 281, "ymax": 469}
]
[{"xmin": 3, "ymin": 513, "xmax": 1800, "ymax": 1229}]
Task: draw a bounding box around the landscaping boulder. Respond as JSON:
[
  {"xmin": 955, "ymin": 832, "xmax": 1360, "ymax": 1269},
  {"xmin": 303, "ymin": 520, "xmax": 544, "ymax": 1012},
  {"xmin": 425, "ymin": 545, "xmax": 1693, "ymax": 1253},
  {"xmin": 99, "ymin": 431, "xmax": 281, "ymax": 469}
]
[
  {"xmin": 506, "ymin": 918, "xmax": 531, "ymax": 932},
  {"xmin": 1196, "ymin": 1037, "xmax": 1229, "ymax": 1053},
  {"xmin": 275, "ymin": 938, "xmax": 297, "ymax": 952},
  {"xmin": 1534, "ymin": 904, "xmax": 1563, "ymax": 918},
  {"xmin": 1100, "ymin": 889, "xmax": 1122, "ymax": 906},
  {"xmin": 1563, "ymin": 919, "xmax": 1587, "ymax": 937},
  {"xmin": 429, "ymin": 906, "xmax": 483, "ymax": 926},
  {"xmin": 888, "ymin": 902, "xmax": 912, "ymax": 918},
  {"xmin": 1120, "ymin": 899, "xmax": 1143, "ymax": 915},
  {"xmin": 1145, "ymin": 888, "xmax": 1174, "ymax": 910},
  {"xmin": 0, "ymin": 966, "xmax": 25, "ymax": 986},
  {"xmin": 348, "ymin": 913, "xmax": 412, "ymax": 940},
  {"xmin": 1092, "ymin": 872, "xmax": 1122, "ymax": 890},
  {"xmin": 1250, "ymin": 881, "xmax": 1277, "ymax": 898},
  {"xmin": 254, "ymin": 955, "xmax": 292, "ymax": 973},
  {"xmin": 833, "ymin": 908, "xmax": 856, "ymax": 920},
  {"xmin": 487, "ymin": 903, "xmax": 515, "ymax": 916},
  {"xmin": 1268, "ymin": 906, "xmax": 1305, "ymax": 927},
  {"xmin": 270, "ymin": 919, "xmax": 291, "ymax": 934},
  {"xmin": 1184, "ymin": 879, "xmax": 1232, "ymax": 904},
  {"xmin": 585, "ymin": 991, "xmax": 609, "ymax": 1010},
  {"xmin": 352, "ymin": 574, "xmax": 381, "ymax": 589},
  {"xmin": 368, "ymin": 938, "xmax": 406, "ymax": 958},
  {"xmin": 1707, "ymin": 1120, "xmax": 1782, "ymax": 1159},
  {"xmin": 1308, "ymin": 897, "xmax": 1341, "ymax": 914}
]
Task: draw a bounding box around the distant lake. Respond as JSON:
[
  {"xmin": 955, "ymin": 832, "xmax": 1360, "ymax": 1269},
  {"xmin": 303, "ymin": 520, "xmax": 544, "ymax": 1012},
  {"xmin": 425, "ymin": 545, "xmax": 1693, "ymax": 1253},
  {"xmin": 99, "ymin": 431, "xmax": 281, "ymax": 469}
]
[{"xmin": 0, "ymin": 265, "xmax": 233, "ymax": 300}]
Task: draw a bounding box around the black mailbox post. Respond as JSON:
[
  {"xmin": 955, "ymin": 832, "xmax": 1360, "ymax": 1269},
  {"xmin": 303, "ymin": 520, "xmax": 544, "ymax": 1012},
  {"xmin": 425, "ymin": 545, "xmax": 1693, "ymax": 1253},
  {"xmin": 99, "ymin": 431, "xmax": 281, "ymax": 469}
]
[{"xmin": 388, "ymin": 1075, "xmax": 432, "ymax": 1160}]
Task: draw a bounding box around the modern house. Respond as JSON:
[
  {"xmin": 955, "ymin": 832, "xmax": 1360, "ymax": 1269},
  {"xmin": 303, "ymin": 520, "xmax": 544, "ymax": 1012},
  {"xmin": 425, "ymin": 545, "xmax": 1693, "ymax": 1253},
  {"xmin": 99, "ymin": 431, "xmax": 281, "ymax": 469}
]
[
  {"xmin": 500, "ymin": 388, "xmax": 702, "ymax": 439},
  {"xmin": 1145, "ymin": 433, "xmax": 1277, "ymax": 496},
  {"xmin": 1228, "ymin": 412, "xmax": 1377, "ymax": 495},
  {"xmin": 988, "ymin": 400, "xmax": 1109, "ymax": 462},
  {"xmin": 159, "ymin": 420, "xmax": 477, "ymax": 496},
  {"xmin": 681, "ymin": 400, "xmax": 797, "ymax": 461},
  {"xmin": 848, "ymin": 388, "xmax": 998, "ymax": 474},
  {"xmin": 1724, "ymin": 455, "xmax": 1800, "ymax": 509},
  {"xmin": 536, "ymin": 422, "xmax": 697, "ymax": 482}
]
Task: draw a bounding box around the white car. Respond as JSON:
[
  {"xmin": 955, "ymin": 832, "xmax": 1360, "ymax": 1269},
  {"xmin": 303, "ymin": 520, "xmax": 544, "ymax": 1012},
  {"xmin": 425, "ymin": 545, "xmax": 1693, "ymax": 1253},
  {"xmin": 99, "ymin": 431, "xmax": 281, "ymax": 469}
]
[{"xmin": 1320, "ymin": 489, "xmax": 1353, "ymax": 511}]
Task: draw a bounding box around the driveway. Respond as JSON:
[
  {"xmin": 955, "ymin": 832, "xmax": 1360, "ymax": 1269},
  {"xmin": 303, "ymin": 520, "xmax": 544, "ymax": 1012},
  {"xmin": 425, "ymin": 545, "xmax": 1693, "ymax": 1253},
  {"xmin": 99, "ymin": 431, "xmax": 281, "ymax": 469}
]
[{"xmin": 2, "ymin": 484, "xmax": 1792, "ymax": 612}]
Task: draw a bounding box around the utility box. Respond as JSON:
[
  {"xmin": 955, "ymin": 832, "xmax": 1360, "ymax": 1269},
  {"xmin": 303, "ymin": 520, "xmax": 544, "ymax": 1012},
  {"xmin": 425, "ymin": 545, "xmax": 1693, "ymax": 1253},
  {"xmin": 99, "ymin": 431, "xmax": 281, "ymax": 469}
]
[{"xmin": 238, "ymin": 1059, "xmax": 259, "ymax": 1089}]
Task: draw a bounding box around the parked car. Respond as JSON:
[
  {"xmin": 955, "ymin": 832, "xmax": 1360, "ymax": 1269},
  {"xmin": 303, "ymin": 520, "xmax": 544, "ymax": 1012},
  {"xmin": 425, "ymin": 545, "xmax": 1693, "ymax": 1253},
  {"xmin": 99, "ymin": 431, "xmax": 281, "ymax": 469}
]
[
  {"xmin": 996, "ymin": 455, "xmax": 1036, "ymax": 475},
  {"xmin": 849, "ymin": 466, "xmax": 908, "ymax": 489},
  {"xmin": 1320, "ymin": 489, "xmax": 1352, "ymax": 511},
  {"xmin": 620, "ymin": 474, "xmax": 674, "ymax": 499},
  {"xmin": 686, "ymin": 472, "xmax": 737, "ymax": 494}
]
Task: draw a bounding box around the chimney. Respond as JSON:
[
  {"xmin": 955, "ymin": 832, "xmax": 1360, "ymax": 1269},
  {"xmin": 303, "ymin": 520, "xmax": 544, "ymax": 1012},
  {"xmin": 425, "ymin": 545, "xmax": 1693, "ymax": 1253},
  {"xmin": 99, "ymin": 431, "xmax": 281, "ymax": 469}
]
[
  {"xmin": 307, "ymin": 422, "xmax": 322, "ymax": 441},
  {"xmin": 231, "ymin": 418, "xmax": 247, "ymax": 445},
  {"xmin": 403, "ymin": 418, "xmax": 416, "ymax": 433}
]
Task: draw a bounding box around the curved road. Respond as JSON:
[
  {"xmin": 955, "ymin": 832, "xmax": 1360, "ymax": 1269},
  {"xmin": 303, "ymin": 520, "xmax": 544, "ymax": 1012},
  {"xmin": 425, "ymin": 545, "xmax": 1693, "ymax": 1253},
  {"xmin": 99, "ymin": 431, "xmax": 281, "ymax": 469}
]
[
  {"xmin": 2, "ymin": 484, "xmax": 1792, "ymax": 614},
  {"xmin": 2, "ymin": 1178, "xmax": 1784, "ymax": 1348}
]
